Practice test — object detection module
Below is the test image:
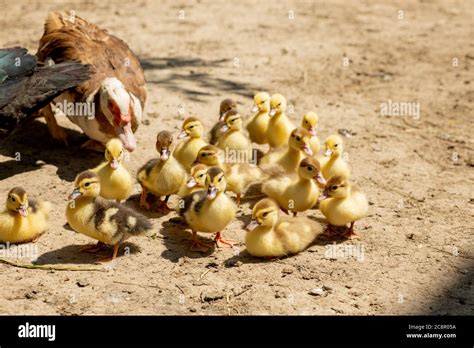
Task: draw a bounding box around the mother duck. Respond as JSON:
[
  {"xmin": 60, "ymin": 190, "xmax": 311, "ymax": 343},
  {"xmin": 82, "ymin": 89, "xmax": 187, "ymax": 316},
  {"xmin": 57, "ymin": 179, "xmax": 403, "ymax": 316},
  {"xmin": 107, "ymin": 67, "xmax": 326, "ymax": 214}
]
[{"xmin": 37, "ymin": 11, "xmax": 147, "ymax": 152}]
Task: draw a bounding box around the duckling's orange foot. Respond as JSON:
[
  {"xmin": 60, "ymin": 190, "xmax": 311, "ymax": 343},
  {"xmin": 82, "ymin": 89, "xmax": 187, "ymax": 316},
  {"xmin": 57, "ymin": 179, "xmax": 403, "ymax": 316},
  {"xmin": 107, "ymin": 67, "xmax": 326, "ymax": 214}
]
[
  {"xmin": 139, "ymin": 188, "xmax": 151, "ymax": 210},
  {"xmin": 343, "ymin": 229, "xmax": 361, "ymax": 239},
  {"xmin": 80, "ymin": 241, "xmax": 107, "ymax": 253},
  {"xmin": 190, "ymin": 241, "xmax": 212, "ymax": 253},
  {"xmin": 323, "ymin": 225, "xmax": 338, "ymax": 238},
  {"xmin": 81, "ymin": 139, "xmax": 105, "ymax": 152},
  {"xmin": 95, "ymin": 243, "xmax": 119, "ymax": 263},
  {"xmin": 214, "ymin": 232, "xmax": 239, "ymax": 248}
]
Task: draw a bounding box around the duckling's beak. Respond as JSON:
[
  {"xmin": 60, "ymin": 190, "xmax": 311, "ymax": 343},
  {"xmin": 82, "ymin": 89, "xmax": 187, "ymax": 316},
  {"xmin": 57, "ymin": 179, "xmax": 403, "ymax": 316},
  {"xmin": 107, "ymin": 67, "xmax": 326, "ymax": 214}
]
[
  {"xmin": 177, "ymin": 130, "xmax": 189, "ymax": 139},
  {"xmin": 246, "ymin": 220, "xmax": 259, "ymax": 232},
  {"xmin": 269, "ymin": 108, "xmax": 277, "ymax": 117},
  {"xmin": 207, "ymin": 185, "xmax": 218, "ymax": 200},
  {"xmin": 220, "ymin": 124, "xmax": 230, "ymax": 133},
  {"xmin": 309, "ymin": 127, "xmax": 317, "ymax": 136},
  {"xmin": 18, "ymin": 205, "xmax": 28, "ymax": 217},
  {"xmin": 302, "ymin": 144, "xmax": 313, "ymax": 156},
  {"xmin": 324, "ymin": 149, "xmax": 333, "ymax": 157},
  {"xmin": 251, "ymin": 105, "xmax": 259, "ymax": 113},
  {"xmin": 314, "ymin": 172, "xmax": 327, "ymax": 186},
  {"xmin": 318, "ymin": 191, "xmax": 329, "ymax": 202},
  {"xmin": 160, "ymin": 148, "xmax": 170, "ymax": 161},
  {"xmin": 186, "ymin": 177, "xmax": 197, "ymax": 188},
  {"xmin": 110, "ymin": 158, "xmax": 119, "ymax": 170},
  {"xmin": 69, "ymin": 188, "xmax": 82, "ymax": 200}
]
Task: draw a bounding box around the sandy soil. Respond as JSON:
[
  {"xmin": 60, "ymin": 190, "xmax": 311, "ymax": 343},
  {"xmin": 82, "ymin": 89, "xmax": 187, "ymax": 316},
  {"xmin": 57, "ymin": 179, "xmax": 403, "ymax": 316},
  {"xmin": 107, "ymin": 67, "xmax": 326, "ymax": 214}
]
[{"xmin": 0, "ymin": 0, "xmax": 473, "ymax": 315}]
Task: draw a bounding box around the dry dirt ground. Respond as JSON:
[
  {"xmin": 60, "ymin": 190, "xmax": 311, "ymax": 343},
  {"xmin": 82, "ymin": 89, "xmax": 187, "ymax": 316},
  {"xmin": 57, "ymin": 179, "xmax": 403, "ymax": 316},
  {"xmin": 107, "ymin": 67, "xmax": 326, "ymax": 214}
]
[{"xmin": 0, "ymin": 0, "xmax": 473, "ymax": 315}]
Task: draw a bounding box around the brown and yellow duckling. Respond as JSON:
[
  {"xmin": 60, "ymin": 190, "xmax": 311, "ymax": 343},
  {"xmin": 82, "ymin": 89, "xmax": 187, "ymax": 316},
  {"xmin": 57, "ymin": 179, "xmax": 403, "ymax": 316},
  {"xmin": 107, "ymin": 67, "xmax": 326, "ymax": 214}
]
[
  {"xmin": 301, "ymin": 111, "xmax": 320, "ymax": 155},
  {"xmin": 217, "ymin": 109, "xmax": 252, "ymax": 154},
  {"xmin": 209, "ymin": 98, "xmax": 238, "ymax": 145},
  {"xmin": 177, "ymin": 163, "xmax": 208, "ymax": 197},
  {"xmin": 174, "ymin": 117, "xmax": 208, "ymax": 172}
]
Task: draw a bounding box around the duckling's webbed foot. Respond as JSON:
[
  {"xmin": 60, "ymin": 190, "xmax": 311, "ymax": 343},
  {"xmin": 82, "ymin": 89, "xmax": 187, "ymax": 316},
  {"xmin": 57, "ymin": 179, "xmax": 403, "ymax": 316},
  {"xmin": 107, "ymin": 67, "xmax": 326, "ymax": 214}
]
[
  {"xmin": 80, "ymin": 241, "xmax": 107, "ymax": 253},
  {"xmin": 344, "ymin": 222, "xmax": 361, "ymax": 239},
  {"xmin": 214, "ymin": 232, "xmax": 239, "ymax": 248},
  {"xmin": 139, "ymin": 186, "xmax": 151, "ymax": 210},
  {"xmin": 235, "ymin": 193, "xmax": 241, "ymax": 205},
  {"xmin": 323, "ymin": 224, "xmax": 337, "ymax": 238},
  {"xmin": 95, "ymin": 243, "xmax": 119, "ymax": 263},
  {"xmin": 190, "ymin": 230, "xmax": 212, "ymax": 253},
  {"xmin": 155, "ymin": 196, "xmax": 171, "ymax": 214}
]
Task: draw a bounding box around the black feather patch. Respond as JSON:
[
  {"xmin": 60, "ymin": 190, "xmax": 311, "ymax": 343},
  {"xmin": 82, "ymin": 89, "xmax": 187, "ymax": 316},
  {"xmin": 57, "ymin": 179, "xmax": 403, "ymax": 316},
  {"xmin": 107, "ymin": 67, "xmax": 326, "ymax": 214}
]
[
  {"xmin": 28, "ymin": 199, "xmax": 38, "ymax": 213},
  {"xmin": 179, "ymin": 190, "xmax": 206, "ymax": 216}
]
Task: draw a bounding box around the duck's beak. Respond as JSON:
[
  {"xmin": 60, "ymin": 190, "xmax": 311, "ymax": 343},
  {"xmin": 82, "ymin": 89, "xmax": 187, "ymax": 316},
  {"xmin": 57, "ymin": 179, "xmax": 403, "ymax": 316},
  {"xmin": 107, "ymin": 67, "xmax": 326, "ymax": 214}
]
[
  {"xmin": 115, "ymin": 122, "xmax": 136, "ymax": 152},
  {"xmin": 251, "ymin": 105, "xmax": 259, "ymax": 113},
  {"xmin": 160, "ymin": 148, "xmax": 170, "ymax": 161},
  {"xmin": 314, "ymin": 172, "xmax": 327, "ymax": 186},
  {"xmin": 245, "ymin": 220, "xmax": 259, "ymax": 231},
  {"xmin": 110, "ymin": 158, "xmax": 119, "ymax": 170},
  {"xmin": 18, "ymin": 205, "xmax": 28, "ymax": 217},
  {"xmin": 318, "ymin": 191, "xmax": 329, "ymax": 202},
  {"xmin": 309, "ymin": 127, "xmax": 317, "ymax": 136},
  {"xmin": 220, "ymin": 124, "xmax": 230, "ymax": 133},
  {"xmin": 269, "ymin": 108, "xmax": 277, "ymax": 117},
  {"xmin": 69, "ymin": 188, "xmax": 82, "ymax": 200},
  {"xmin": 324, "ymin": 149, "xmax": 333, "ymax": 157},
  {"xmin": 186, "ymin": 177, "xmax": 197, "ymax": 188},
  {"xmin": 207, "ymin": 185, "xmax": 217, "ymax": 200},
  {"xmin": 177, "ymin": 130, "xmax": 189, "ymax": 139},
  {"xmin": 302, "ymin": 144, "xmax": 313, "ymax": 156}
]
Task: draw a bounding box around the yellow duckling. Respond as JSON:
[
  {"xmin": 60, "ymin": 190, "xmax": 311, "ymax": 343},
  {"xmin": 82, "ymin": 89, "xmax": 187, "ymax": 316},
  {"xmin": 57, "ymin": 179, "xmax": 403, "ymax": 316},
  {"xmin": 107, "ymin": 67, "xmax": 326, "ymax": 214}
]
[
  {"xmin": 319, "ymin": 175, "xmax": 368, "ymax": 239},
  {"xmin": 260, "ymin": 127, "xmax": 313, "ymax": 173},
  {"xmin": 217, "ymin": 109, "xmax": 252, "ymax": 154},
  {"xmin": 179, "ymin": 167, "xmax": 238, "ymax": 252},
  {"xmin": 194, "ymin": 145, "xmax": 264, "ymax": 204},
  {"xmin": 301, "ymin": 111, "xmax": 320, "ymax": 155},
  {"xmin": 173, "ymin": 117, "xmax": 208, "ymax": 171},
  {"xmin": 66, "ymin": 171, "xmax": 152, "ymax": 262},
  {"xmin": 209, "ymin": 98, "xmax": 238, "ymax": 145},
  {"xmin": 319, "ymin": 134, "xmax": 351, "ymax": 180},
  {"xmin": 245, "ymin": 198, "xmax": 323, "ymax": 258},
  {"xmin": 262, "ymin": 157, "xmax": 326, "ymax": 216},
  {"xmin": 267, "ymin": 94, "xmax": 295, "ymax": 148},
  {"xmin": 245, "ymin": 92, "xmax": 270, "ymax": 144},
  {"xmin": 177, "ymin": 164, "xmax": 208, "ymax": 197},
  {"xmin": 90, "ymin": 138, "xmax": 132, "ymax": 203},
  {"xmin": 0, "ymin": 187, "xmax": 52, "ymax": 244},
  {"xmin": 137, "ymin": 131, "xmax": 186, "ymax": 213}
]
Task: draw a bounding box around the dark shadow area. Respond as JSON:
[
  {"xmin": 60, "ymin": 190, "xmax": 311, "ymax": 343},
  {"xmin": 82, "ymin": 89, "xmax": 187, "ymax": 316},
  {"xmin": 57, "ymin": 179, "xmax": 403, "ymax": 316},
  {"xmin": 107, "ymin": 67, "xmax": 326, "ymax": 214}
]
[
  {"xmin": 34, "ymin": 241, "xmax": 140, "ymax": 265},
  {"xmin": 0, "ymin": 119, "xmax": 102, "ymax": 182},
  {"xmin": 158, "ymin": 219, "xmax": 216, "ymax": 262},
  {"xmin": 140, "ymin": 56, "xmax": 260, "ymax": 102}
]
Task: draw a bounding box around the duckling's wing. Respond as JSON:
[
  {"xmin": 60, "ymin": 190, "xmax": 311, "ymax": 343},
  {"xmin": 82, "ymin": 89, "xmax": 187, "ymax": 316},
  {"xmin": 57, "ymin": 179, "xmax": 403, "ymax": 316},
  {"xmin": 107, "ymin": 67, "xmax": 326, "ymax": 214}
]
[
  {"xmin": 178, "ymin": 189, "xmax": 207, "ymax": 216},
  {"xmin": 209, "ymin": 122, "xmax": 224, "ymax": 145}
]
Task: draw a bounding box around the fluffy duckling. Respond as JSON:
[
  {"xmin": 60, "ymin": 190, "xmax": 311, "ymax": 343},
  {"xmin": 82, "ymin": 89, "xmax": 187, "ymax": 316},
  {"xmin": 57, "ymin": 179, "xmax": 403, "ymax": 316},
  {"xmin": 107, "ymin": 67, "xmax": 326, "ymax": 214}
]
[
  {"xmin": 245, "ymin": 92, "xmax": 270, "ymax": 144},
  {"xmin": 217, "ymin": 110, "xmax": 252, "ymax": 154},
  {"xmin": 245, "ymin": 198, "xmax": 323, "ymax": 258},
  {"xmin": 90, "ymin": 138, "xmax": 132, "ymax": 203},
  {"xmin": 194, "ymin": 145, "xmax": 264, "ymax": 204},
  {"xmin": 319, "ymin": 175, "xmax": 368, "ymax": 239},
  {"xmin": 262, "ymin": 157, "xmax": 325, "ymax": 216},
  {"xmin": 209, "ymin": 98, "xmax": 238, "ymax": 145},
  {"xmin": 260, "ymin": 127, "xmax": 313, "ymax": 173},
  {"xmin": 319, "ymin": 134, "xmax": 351, "ymax": 180},
  {"xmin": 174, "ymin": 117, "xmax": 208, "ymax": 171},
  {"xmin": 179, "ymin": 167, "xmax": 238, "ymax": 252},
  {"xmin": 0, "ymin": 188, "xmax": 52, "ymax": 244},
  {"xmin": 301, "ymin": 111, "xmax": 320, "ymax": 155},
  {"xmin": 177, "ymin": 164, "xmax": 208, "ymax": 197},
  {"xmin": 66, "ymin": 171, "xmax": 152, "ymax": 262},
  {"xmin": 267, "ymin": 94, "xmax": 295, "ymax": 148},
  {"xmin": 137, "ymin": 131, "xmax": 186, "ymax": 213}
]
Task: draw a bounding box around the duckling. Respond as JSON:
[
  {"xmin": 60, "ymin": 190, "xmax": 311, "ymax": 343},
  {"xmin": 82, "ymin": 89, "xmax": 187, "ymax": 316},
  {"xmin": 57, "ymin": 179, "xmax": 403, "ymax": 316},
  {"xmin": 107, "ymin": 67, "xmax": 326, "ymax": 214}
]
[
  {"xmin": 245, "ymin": 198, "xmax": 323, "ymax": 258},
  {"xmin": 194, "ymin": 145, "xmax": 264, "ymax": 204},
  {"xmin": 179, "ymin": 167, "xmax": 238, "ymax": 252},
  {"xmin": 245, "ymin": 92, "xmax": 270, "ymax": 144},
  {"xmin": 174, "ymin": 117, "xmax": 208, "ymax": 171},
  {"xmin": 301, "ymin": 111, "xmax": 320, "ymax": 155},
  {"xmin": 90, "ymin": 138, "xmax": 132, "ymax": 203},
  {"xmin": 137, "ymin": 131, "xmax": 186, "ymax": 213},
  {"xmin": 267, "ymin": 94, "xmax": 295, "ymax": 148},
  {"xmin": 217, "ymin": 110, "xmax": 252, "ymax": 154},
  {"xmin": 319, "ymin": 134, "xmax": 351, "ymax": 180},
  {"xmin": 0, "ymin": 188, "xmax": 52, "ymax": 244},
  {"xmin": 66, "ymin": 171, "xmax": 152, "ymax": 262},
  {"xmin": 262, "ymin": 157, "xmax": 325, "ymax": 216},
  {"xmin": 260, "ymin": 127, "xmax": 313, "ymax": 173},
  {"xmin": 319, "ymin": 175, "xmax": 368, "ymax": 239},
  {"xmin": 209, "ymin": 98, "xmax": 237, "ymax": 145},
  {"xmin": 177, "ymin": 164, "xmax": 208, "ymax": 197}
]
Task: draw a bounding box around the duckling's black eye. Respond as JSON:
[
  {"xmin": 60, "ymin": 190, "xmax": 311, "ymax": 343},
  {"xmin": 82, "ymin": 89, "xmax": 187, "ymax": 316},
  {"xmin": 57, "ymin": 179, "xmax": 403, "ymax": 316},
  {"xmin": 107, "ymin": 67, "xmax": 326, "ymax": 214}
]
[
  {"xmin": 334, "ymin": 144, "xmax": 339, "ymax": 147},
  {"xmin": 262, "ymin": 212, "xmax": 268, "ymax": 217},
  {"xmin": 84, "ymin": 182, "xmax": 91, "ymax": 188},
  {"xmin": 199, "ymin": 174, "xmax": 205, "ymax": 178},
  {"xmin": 201, "ymin": 153, "xmax": 207, "ymax": 157},
  {"xmin": 296, "ymin": 136, "xmax": 301, "ymax": 141},
  {"xmin": 277, "ymin": 103, "xmax": 281, "ymax": 107},
  {"xmin": 330, "ymin": 185, "xmax": 338, "ymax": 191},
  {"xmin": 218, "ymin": 177, "xmax": 223, "ymax": 182},
  {"xmin": 189, "ymin": 125, "xmax": 194, "ymax": 129},
  {"xmin": 10, "ymin": 196, "xmax": 15, "ymax": 202},
  {"xmin": 307, "ymin": 166, "xmax": 312, "ymax": 171}
]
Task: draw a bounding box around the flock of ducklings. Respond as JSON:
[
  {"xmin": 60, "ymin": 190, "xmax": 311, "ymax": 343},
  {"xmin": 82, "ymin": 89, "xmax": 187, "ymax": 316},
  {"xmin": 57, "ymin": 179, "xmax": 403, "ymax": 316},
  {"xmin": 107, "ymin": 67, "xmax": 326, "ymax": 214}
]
[{"xmin": 0, "ymin": 92, "xmax": 368, "ymax": 262}]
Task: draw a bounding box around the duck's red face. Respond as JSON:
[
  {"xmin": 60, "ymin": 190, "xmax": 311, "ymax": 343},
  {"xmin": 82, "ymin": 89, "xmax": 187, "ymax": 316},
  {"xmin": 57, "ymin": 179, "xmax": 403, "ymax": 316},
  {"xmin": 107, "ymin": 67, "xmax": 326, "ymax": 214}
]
[{"xmin": 107, "ymin": 98, "xmax": 136, "ymax": 152}]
